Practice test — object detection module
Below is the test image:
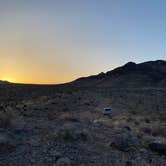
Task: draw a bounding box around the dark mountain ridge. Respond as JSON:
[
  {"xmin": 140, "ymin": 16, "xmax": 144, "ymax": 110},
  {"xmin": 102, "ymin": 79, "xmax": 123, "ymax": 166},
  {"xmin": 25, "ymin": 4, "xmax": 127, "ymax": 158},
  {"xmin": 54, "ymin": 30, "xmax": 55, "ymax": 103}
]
[{"xmin": 71, "ymin": 60, "xmax": 166, "ymax": 88}]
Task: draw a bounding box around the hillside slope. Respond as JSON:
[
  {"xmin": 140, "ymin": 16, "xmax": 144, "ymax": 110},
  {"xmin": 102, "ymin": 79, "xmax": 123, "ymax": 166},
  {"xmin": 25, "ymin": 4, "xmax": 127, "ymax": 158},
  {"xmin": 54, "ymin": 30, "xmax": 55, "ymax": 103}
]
[{"xmin": 71, "ymin": 60, "xmax": 166, "ymax": 88}]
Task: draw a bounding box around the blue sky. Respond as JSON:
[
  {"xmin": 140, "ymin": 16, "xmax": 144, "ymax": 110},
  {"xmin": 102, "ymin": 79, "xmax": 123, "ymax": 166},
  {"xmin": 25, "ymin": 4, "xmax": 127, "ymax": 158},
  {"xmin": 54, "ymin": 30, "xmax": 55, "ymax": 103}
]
[{"xmin": 0, "ymin": 0, "xmax": 166, "ymax": 83}]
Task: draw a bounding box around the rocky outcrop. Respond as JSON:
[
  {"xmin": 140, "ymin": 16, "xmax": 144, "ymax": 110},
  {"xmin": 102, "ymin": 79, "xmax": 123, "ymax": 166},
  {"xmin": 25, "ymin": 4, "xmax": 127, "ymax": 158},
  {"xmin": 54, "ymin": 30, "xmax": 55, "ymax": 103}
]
[
  {"xmin": 149, "ymin": 142, "xmax": 166, "ymax": 155},
  {"xmin": 110, "ymin": 130, "xmax": 140, "ymax": 152},
  {"xmin": 55, "ymin": 157, "xmax": 71, "ymax": 166}
]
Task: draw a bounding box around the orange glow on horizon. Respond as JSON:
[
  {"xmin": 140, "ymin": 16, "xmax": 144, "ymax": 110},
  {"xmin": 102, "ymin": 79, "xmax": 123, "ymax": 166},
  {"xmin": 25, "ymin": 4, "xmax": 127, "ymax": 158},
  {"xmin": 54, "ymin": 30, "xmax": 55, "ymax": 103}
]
[{"xmin": 0, "ymin": 75, "xmax": 75, "ymax": 84}]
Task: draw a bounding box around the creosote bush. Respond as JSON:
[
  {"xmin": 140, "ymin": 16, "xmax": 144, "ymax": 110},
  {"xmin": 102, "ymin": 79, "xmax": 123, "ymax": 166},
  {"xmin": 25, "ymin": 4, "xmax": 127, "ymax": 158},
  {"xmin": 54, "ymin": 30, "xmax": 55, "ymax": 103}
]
[{"xmin": 0, "ymin": 111, "xmax": 14, "ymax": 128}]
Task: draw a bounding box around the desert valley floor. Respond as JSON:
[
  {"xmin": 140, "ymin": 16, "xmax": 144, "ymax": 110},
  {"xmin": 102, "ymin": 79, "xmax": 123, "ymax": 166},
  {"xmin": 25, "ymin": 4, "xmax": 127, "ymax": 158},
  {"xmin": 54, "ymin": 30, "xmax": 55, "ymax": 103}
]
[{"xmin": 0, "ymin": 84, "xmax": 165, "ymax": 166}]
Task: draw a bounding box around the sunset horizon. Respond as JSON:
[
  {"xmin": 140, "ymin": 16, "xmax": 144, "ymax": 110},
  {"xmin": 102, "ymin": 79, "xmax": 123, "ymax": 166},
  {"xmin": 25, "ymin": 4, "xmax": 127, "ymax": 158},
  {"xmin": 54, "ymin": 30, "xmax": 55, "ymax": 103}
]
[
  {"xmin": 1, "ymin": 59, "xmax": 166, "ymax": 85},
  {"xmin": 1, "ymin": 1, "xmax": 166, "ymax": 165},
  {"xmin": 1, "ymin": 1, "xmax": 166, "ymax": 84}
]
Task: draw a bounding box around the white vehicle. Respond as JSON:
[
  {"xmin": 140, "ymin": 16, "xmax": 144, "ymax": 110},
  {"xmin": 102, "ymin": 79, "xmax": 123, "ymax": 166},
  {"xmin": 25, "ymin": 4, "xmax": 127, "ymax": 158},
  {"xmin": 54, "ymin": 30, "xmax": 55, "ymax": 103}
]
[{"xmin": 103, "ymin": 108, "xmax": 112, "ymax": 115}]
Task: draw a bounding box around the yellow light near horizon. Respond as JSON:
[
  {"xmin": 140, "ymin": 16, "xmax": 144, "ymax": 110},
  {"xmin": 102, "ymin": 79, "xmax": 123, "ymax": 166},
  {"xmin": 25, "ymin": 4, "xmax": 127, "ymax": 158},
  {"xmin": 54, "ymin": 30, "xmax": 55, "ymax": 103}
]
[{"xmin": 1, "ymin": 76, "xmax": 16, "ymax": 83}]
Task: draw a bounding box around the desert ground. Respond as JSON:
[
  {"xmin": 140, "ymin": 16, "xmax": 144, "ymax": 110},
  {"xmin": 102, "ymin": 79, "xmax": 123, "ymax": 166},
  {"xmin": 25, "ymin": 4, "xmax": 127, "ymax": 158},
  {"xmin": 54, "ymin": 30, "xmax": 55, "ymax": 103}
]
[{"xmin": 0, "ymin": 83, "xmax": 165, "ymax": 166}]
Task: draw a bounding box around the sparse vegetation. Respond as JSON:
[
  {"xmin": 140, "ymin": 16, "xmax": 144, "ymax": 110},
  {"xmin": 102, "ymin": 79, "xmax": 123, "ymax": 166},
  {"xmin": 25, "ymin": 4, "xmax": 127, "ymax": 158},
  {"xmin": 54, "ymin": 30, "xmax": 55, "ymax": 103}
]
[{"xmin": 0, "ymin": 61, "xmax": 166, "ymax": 165}]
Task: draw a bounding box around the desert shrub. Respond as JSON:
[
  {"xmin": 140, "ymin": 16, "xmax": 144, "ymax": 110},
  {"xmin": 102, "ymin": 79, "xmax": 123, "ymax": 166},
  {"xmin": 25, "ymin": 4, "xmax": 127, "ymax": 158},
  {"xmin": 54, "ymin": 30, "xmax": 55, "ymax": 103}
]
[
  {"xmin": 131, "ymin": 110, "xmax": 137, "ymax": 115},
  {"xmin": 66, "ymin": 90, "xmax": 73, "ymax": 95},
  {"xmin": 144, "ymin": 118, "xmax": 151, "ymax": 123},
  {"xmin": 62, "ymin": 107, "xmax": 69, "ymax": 112},
  {"xmin": 63, "ymin": 116, "xmax": 80, "ymax": 123},
  {"xmin": 47, "ymin": 111, "xmax": 55, "ymax": 121},
  {"xmin": 140, "ymin": 127, "xmax": 152, "ymax": 135},
  {"xmin": 78, "ymin": 97, "xmax": 81, "ymax": 100},
  {"xmin": 158, "ymin": 114, "xmax": 166, "ymax": 122},
  {"xmin": 151, "ymin": 127, "xmax": 166, "ymax": 137},
  {"xmin": 134, "ymin": 121, "xmax": 140, "ymax": 126},
  {"xmin": 54, "ymin": 124, "xmax": 90, "ymax": 142},
  {"xmin": 0, "ymin": 107, "xmax": 25, "ymax": 129},
  {"xmin": 126, "ymin": 117, "xmax": 133, "ymax": 122},
  {"xmin": 0, "ymin": 111, "xmax": 14, "ymax": 128},
  {"xmin": 84, "ymin": 102, "xmax": 90, "ymax": 106},
  {"xmin": 60, "ymin": 111, "xmax": 75, "ymax": 120}
]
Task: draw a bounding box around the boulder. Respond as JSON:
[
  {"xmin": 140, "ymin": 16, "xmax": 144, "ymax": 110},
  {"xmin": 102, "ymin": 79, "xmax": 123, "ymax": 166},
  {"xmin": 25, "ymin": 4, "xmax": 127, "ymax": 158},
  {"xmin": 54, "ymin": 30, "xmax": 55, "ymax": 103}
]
[
  {"xmin": 110, "ymin": 131, "xmax": 140, "ymax": 152},
  {"xmin": 125, "ymin": 161, "xmax": 132, "ymax": 166},
  {"xmin": 55, "ymin": 157, "xmax": 71, "ymax": 166},
  {"xmin": 149, "ymin": 142, "xmax": 166, "ymax": 155}
]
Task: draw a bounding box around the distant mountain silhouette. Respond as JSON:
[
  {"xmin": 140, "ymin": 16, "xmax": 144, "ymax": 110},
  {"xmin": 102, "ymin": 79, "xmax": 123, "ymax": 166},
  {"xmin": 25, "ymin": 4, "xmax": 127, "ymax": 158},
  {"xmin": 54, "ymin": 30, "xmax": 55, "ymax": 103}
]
[
  {"xmin": 71, "ymin": 60, "xmax": 166, "ymax": 88},
  {"xmin": 0, "ymin": 80, "xmax": 10, "ymax": 84}
]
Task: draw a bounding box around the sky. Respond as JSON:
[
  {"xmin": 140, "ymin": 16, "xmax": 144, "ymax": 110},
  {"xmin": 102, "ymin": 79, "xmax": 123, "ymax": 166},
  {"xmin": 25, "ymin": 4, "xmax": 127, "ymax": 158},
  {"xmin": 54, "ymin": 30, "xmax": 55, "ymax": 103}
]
[{"xmin": 0, "ymin": 0, "xmax": 166, "ymax": 84}]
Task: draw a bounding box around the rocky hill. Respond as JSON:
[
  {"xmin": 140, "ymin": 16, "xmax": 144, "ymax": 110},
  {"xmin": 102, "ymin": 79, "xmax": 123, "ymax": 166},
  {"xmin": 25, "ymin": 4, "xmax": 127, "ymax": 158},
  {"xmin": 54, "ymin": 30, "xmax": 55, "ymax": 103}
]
[{"xmin": 71, "ymin": 60, "xmax": 166, "ymax": 88}]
